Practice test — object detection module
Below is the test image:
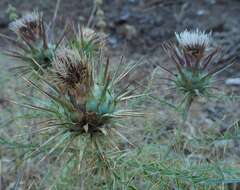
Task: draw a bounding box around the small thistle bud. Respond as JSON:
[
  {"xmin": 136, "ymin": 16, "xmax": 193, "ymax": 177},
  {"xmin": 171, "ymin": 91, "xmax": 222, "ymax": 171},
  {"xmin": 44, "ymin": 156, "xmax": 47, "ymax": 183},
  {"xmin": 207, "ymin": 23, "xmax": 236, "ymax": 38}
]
[
  {"xmin": 96, "ymin": 19, "xmax": 107, "ymax": 31},
  {"xmin": 175, "ymin": 29, "xmax": 211, "ymax": 59},
  {"xmin": 9, "ymin": 11, "xmax": 43, "ymax": 43},
  {"xmin": 52, "ymin": 48, "xmax": 93, "ymax": 103},
  {"xmin": 69, "ymin": 27, "xmax": 106, "ymax": 58},
  {"xmin": 96, "ymin": 9, "xmax": 105, "ymax": 17},
  {"xmin": 95, "ymin": 0, "xmax": 103, "ymax": 5},
  {"xmin": 81, "ymin": 27, "xmax": 97, "ymax": 42},
  {"xmin": 6, "ymin": 4, "xmax": 18, "ymax": 21}
]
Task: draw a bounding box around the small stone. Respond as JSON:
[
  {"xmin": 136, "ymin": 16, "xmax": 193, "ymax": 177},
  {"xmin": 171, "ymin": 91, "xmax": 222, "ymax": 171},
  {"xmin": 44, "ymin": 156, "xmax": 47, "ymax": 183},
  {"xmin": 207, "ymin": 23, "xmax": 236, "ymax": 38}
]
[
  {"xmin": 108, "ymin": 36, "xmax": 118, "ymax": 47},
  {"xmin": 225, "ymin": 78, "xmax": 240, "ymax": 86},
  {"xmin": 0, "ymin": 15, "xmax": 9, "ymax": 28},
  {"xmin": 118, "ymin": 24, "xmax": 137, "ymax": 40},
  {"xmin": 83, "ymin": 124, "xmax": 89, "ymax": 133},
  {"xmin": 197, "ymin": 9, "xmax": 206, "ymax": 16},
  {"xmin": 120, "ymin": 8, "xmax": 130, "ymax": 22}
]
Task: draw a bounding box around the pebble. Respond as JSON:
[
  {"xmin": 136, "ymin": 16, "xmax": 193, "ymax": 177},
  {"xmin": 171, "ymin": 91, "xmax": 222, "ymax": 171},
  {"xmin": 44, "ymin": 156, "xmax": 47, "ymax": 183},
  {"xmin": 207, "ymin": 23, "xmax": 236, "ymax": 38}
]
[
  {"xmin": 0, "ymin": 15, "xmax": 9, "ymax": 28},
  {"xmin": 118, "ymin": 24, "xmax": 137, "ymax": 40},
  {"xmin": 225, "ymin": 78, "xmax": 240, "ymax": 86}
]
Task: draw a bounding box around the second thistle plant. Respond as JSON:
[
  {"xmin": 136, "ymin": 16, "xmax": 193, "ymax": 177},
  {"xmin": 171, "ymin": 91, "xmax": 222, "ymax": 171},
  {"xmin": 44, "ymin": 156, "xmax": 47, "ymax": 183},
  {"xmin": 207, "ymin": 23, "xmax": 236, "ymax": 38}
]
[{"xmin": 161, "ymin": 29, "xmax": 234, "ymax": 118}]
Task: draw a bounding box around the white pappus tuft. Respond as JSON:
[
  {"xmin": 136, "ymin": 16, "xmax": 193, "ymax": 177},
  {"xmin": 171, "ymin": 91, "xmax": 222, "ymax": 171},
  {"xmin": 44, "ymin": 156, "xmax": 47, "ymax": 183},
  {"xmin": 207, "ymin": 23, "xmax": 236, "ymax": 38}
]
[
  {"xmin": 175, "ymin": 29, "xmax": 212, "ymax": 49},
  {"xmin": 9, "ymin": 11, "xmax": 41, "ymax": 33}
]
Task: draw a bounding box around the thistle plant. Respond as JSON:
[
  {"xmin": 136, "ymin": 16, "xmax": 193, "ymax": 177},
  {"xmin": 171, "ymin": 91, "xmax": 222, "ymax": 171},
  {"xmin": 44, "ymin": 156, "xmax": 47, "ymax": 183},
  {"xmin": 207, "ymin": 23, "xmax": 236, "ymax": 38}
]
[
  {"xmin": 15, "ymin": 47, "xmax": 144, "ymax": 187},
  {"xmin": 50, "ymin": 48, "xmax": 144, "ymax": 133},
  {"xmin": 161, "ymin": 29, "xmax": 234, "ymax": 119},
  {"xmin": 1, "ymin": 11, "xmax": 63, "ymax": 76}
]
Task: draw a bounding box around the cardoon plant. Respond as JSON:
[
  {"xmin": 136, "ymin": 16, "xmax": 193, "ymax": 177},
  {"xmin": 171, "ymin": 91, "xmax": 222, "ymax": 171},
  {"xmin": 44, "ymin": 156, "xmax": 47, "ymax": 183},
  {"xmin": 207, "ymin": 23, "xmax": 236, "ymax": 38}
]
[
  {"xmin": 161, "ymin": 29, "xmax": 234, "ymax": 118},
  {"xmin": 1, "ymin": 11, "xmax": 64, "ymax": 76}
]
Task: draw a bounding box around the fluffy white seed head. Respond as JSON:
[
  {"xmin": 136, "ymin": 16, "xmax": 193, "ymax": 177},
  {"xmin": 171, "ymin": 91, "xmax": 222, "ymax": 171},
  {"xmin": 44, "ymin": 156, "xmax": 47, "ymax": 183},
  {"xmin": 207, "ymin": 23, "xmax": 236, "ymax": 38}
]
[
  {"xmin": 9, "ymin": 11, "xmax": 41, "ymax": 33},
  {"xmin": 175, "ymin": 29, "xmax": 211, "ymax": 49}
]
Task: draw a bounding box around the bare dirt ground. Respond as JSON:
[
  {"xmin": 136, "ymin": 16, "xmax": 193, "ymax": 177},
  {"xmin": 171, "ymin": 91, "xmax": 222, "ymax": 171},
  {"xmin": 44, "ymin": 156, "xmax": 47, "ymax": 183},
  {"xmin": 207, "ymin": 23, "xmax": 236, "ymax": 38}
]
[{"xmin": 0, "ymin": 0, "xmax": 240, "ymax": 54}]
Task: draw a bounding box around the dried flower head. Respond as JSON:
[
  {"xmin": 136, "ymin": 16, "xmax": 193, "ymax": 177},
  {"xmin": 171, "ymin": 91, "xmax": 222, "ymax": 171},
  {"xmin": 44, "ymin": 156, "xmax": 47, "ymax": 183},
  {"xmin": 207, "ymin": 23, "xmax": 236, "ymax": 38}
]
[
  {"xmin": 9, "ymin": 11, "xmax": 43, "ymax": 43},
  {"xmin": 1, "ymin": 11, "xmax": 66, "ymax": 76},
  {"xmin": 175, "ymin": 29, "xmax": 211, "ymax": 59},
  {"xmin": 52, "ymin": 48, "xmax": 93, "ymax": 103}
]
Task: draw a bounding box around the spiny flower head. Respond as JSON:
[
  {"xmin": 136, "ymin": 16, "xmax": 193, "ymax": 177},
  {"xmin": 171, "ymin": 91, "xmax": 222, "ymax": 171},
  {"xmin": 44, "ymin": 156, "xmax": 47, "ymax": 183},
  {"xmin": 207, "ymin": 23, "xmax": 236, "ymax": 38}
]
[
  {"xmin": 175, "ymin": 29, "xmax": 211, "ymax": 59},
  {"xmin": 2, "ymin": 11, "xmax": 65, "ymax": 76},
  {"xmin": 49, "ymin": 48, "xmax": 144, "ymax": 133},
  {"xmin": 9, "ymin": 11, "xmax": 43, "ymax": 44},
  {"xmin": 52, "ymin": 48, "xmax": 93, "ymax": 103}
]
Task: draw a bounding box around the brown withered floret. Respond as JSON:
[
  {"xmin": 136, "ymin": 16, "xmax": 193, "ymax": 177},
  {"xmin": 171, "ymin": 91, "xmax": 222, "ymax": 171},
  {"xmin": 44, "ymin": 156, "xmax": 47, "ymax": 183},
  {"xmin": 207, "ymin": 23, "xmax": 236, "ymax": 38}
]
[
  {"xmin": 9, "ymin": 12, "xmax": 44, "ymax": 43},
  {"xmin": 52, "ymin": 49, "xmax": 93, "ymax": 103}
]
